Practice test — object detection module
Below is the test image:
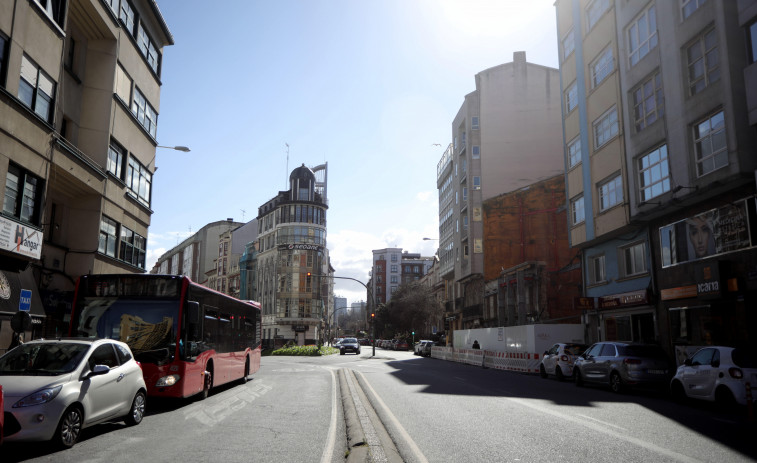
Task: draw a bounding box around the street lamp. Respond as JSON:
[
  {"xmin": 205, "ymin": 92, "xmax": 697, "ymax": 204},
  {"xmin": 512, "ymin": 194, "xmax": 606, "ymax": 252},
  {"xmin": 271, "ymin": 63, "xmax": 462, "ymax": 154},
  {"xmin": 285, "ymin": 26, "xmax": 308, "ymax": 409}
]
[{"xmin": 151, "ymin": 145, "xmax": 191, "ymax": 172}]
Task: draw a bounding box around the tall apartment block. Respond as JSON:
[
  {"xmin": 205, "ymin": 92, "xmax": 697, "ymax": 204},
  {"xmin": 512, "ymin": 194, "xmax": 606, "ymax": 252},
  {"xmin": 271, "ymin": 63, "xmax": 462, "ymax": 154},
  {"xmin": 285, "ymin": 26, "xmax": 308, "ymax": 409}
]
[
  {"xmin": 436, "ymin": 52, "xmax": 564, "ymax": 332},
  {"xmin": 556, "ymin": 0, "xmax": 757, "ymax": 354},
  {"xmin": 1, "ymin": 0, "xmax": 173, "ymax": 349},
  {"xmin": 252, "ymin": 164, "xmax": 331, "ymax": 347},
  {"xmin": 370, "ymin": 248, "xmax": 434, "ymax": 307}
]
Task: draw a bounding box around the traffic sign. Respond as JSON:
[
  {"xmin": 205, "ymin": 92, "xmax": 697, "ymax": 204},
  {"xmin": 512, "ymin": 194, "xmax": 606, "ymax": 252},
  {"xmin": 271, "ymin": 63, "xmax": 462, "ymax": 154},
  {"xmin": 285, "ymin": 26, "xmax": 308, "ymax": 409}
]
[{"xmin": 19, "ymin": 289, "xmax": 32, "ymax": 312}]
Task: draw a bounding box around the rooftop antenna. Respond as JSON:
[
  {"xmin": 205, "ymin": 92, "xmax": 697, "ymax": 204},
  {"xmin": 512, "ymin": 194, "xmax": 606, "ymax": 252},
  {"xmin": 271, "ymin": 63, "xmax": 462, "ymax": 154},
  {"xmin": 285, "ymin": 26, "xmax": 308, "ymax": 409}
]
[
  {"xmin": 285, "ymin": 143, "xmax": 289, "ymax": 189},
  {"xmin": 241, "ymin": 209, "xmax": 246, "ymax": 221}
]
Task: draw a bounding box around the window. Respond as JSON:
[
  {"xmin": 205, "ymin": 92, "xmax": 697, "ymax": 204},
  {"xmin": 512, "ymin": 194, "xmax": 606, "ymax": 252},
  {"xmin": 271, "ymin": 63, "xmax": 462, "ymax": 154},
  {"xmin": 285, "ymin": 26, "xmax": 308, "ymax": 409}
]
[
  {"xmin": 694, "ymin": 110, "xmax": 727, "ymax": 176},
  {"xmin": 472, "ymin": 146, "xmax": 480, "ymax": 159},
  {"xmin": 34, "ymin": 0, "xmax": 66, "ymax": 28},
  {"xmin": 562, "ymin": 28, "xmax": 575, "ymax": 60},
  {"xmin": 473, "ymin": 176, "xmax": 481, "ymax": 190},
  {"xmin": 391, "ymin": 265, "xmax": 398, "ymax": 272},
  {"xmin": 593, "ymin": 107, "xmax": 618, "ymax": 149},
  {"xmin": 119, "ymin": 0, "xmax": 135, "ymax": 34},
  {"xmin": 390, "ymin": 275, "xmax": 398, "ymax": 284},
  {"xmin": 472, "ymin": 116, "xmax": 479, "ymax": 130},
  {"xmin": 588, "ymin": 254, "xmax": 606, "ymax": 285},
  {"xmin": 682, "ymin": 0, "xmax": 707, "ymax": 20},
  {"xmin": 99, "ymin": 216, "xmax": 118, "ymax": 257},
  {"xmin": 621, "ymin": 242, "xmax": 646, "ymax": 277},
  {"xmin": 749, "ymin": 21, "xmax": 757, "ymax": 64},
  {"xmin": 3, "ymin": 163, "xmax": 43, "ymax": 225},
  {"xmin": 591, "ymin": 47, "xmax": 614, "ymax": 88},
  {"xmin": 136, "ymin": 24, "xmax": 159, "ymax": 74},
  {"xmin": 19, "ymin": 55, "xmax": 56, "ymax": 122},
  {"xmin": 567, "ymin": 136, "xmax": 582, "ymax": 168},
  {"xmin": 586, "ymin": 0, "xmax": 610, "ymax": 31},
  {"xmin": 565, "ymin": 82, "xmax": 578, "ymax": 113},
  {"xmin": 463, "ymin": 215, "xmax": 468, "ymax": 230},
  {"xmin": 120, "ymin": 226, "xmax": 146, "ymax": 268},
  {"xmin": 126, "ymin": 157, "xmax": 152, "ymax": 206},
  {"xmin": 131, "ymin": 88, "xmax": 158, "ymax": 138},
  {"xmin": 687, "ymin": 28, "xmax": 719, "ymax": 96},
  {"xmin": 462, "ymin": 187, "xmax": 468, "ymax": 201},
  {"xmin": 628, "ymin": 5, "xmax": 657, "ymax": 67},
  {"xmin": 638, "ymin": 144, "xmax": 670, "ymax": 201},
  {"xmin": 571, "ymin": 195, "xmax": 585, "ymax": 225},
  {"xmin": 599, "ymin": 174, "xmax": 623, "ymax": 211},
  {"xmin": 0, "ymin": 33, "xmax": 8, "ymax": 86},
  {"xmin": 107, "ymin": 141, "xmax": 125, "ymax": 179},
  {"xmin": 632, "ymin": 72, "xmax": 664, "ymax": 132}
]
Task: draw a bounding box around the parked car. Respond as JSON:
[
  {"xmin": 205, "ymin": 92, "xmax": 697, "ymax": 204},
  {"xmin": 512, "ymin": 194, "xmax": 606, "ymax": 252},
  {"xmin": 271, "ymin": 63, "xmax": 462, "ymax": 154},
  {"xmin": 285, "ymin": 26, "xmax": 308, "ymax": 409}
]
[
  {"xmin": 395, "ymin": 340, "xmax": 410, "ymax": 351},
  {"xmin": 420, "ymin": 341, "xmax": 435, "ymax": 357},
  {"xmin": 414, "ymin": 340, "xmax": 432, "ymax": 355},
  {"xmin": 670, "ymin": 346, "xmax": 757, "ymax": 407},
  {"xmin": 540, "ymin": 343, "xmax": 587, "ymax": 380},
  {"xmin": 0, "ymin": 338, "xmax": 147, "ymax": 448},
  {"xmin": 573, "ymin": 342, "xmax": 672, "ymax": 393},
  {"xmin": 339, "ymin": 338, "xmax": 361, "ymax": 355}
]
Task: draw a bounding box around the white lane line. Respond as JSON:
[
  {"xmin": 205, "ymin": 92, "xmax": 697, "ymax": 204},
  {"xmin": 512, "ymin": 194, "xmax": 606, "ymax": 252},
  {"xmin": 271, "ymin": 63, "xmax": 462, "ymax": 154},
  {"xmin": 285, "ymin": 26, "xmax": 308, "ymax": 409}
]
[
  {"xmin": 576, "ymin": 413, "xmax": 628, "ymax": 431},
  {"xmin": 320, "ymin": 369, "xmax": 338, "ymax": 463},
  {"xmin": 354, "ymin": 370, "xmax": 429, "ymax": 463}
]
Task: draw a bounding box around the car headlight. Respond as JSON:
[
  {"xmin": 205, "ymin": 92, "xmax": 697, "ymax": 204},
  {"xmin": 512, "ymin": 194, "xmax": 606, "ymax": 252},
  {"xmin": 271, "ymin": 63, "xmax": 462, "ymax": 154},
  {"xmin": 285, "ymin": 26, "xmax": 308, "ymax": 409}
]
[
  {"xmin": 155, "ymin": 374, "xmax": 181, "ymax": 387},
  {"xmin": 14, "ymin": 385, "xmax": 63, "ymax": 408}
]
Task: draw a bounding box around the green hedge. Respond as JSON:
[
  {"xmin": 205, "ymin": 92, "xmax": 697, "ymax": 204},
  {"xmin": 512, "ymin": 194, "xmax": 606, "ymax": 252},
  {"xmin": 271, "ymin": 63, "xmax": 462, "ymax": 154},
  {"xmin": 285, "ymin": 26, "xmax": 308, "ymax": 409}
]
[{"xmin": 268, "ymin": 345, "xmax": 339, "ymax": 356}]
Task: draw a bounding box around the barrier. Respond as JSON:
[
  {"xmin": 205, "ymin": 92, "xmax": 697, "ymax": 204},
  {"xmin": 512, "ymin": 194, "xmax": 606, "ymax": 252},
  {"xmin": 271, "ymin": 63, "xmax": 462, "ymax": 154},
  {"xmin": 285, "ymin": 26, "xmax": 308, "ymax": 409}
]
[{"xmin": 430, "ymin": 347, "xmax": 540, "ymax": 374}]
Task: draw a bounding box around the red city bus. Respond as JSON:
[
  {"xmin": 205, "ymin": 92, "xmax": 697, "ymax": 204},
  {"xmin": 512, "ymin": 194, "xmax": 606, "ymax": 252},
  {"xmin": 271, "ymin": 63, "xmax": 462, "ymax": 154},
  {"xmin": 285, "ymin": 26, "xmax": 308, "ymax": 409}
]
[{"xmin": 69, "ymin": 274, "xmax": 261, "ymax": 399}]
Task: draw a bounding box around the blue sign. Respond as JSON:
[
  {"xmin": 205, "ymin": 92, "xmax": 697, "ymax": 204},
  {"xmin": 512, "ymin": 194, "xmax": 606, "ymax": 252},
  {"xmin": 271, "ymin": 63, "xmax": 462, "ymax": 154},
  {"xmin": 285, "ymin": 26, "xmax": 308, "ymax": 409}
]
[{"xmin": 19, "ymin": 289, "xmax": 32, "ymax": 312}]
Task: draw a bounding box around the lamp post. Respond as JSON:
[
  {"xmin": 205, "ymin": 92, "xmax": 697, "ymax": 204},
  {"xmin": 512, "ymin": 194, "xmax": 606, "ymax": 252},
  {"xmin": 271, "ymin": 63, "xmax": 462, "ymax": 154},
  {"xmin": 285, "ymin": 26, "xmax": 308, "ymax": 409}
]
[
  {"xmin": 311, "ymin": 273, "xmax": 377, "ymax": 356},
  {"xmin": 150, "ymin": 145, "xmax": 191, "ymax": 172}
]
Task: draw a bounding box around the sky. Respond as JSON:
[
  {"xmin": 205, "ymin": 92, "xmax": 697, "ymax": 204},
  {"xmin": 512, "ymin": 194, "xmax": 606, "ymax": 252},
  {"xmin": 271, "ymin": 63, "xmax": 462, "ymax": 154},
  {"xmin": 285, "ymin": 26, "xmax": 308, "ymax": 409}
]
[{"xmin": 148, "ymin": 0, "xmax": 560, "ymax": 305}]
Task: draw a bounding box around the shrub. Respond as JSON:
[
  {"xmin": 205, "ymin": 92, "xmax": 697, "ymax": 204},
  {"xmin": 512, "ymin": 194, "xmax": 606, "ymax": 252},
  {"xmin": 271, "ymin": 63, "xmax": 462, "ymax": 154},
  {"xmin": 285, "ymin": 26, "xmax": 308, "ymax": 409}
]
[{"xmin": 271, "ymin": 345, "xmax": 338, "ymax": 356}]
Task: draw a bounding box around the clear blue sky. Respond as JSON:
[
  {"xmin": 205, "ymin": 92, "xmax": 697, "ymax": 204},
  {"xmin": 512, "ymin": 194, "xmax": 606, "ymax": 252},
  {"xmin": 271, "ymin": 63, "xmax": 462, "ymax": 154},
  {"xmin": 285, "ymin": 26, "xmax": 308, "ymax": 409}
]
[{"xmin": 149, "ymin": 0, "xmax": 560, "ymax": 304}]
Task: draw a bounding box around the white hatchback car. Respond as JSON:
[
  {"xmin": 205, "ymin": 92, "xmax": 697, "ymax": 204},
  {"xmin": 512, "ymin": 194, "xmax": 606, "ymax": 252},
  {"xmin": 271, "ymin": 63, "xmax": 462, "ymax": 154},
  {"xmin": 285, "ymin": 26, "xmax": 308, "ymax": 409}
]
[
  {"xmin": 540, "ymin": 343, "xmax": 587, "ymax": 380},
  {"xmin": 0, "ymin": 338, "xmax": 147, "ymax": 448},
  {"xmin": 670, "ymin": 346, "xmax": 757, "ymax": 407}
]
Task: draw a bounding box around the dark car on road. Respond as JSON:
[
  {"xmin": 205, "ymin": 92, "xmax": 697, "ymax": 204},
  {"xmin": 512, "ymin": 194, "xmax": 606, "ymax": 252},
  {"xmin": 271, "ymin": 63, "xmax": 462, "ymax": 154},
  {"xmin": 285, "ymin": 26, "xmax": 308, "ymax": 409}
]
[
  {"xmin": 339, "ymin": 338, "xmax": 361, "ymax": 355},
  {"xmin": 573, "ymin": 342, "xmax": 672, "ymax": 393}
]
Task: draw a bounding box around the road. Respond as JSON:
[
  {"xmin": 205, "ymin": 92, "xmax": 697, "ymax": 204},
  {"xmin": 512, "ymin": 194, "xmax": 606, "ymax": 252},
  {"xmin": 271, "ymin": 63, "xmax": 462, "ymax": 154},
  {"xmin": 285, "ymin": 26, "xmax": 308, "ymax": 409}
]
[{"xmin": 3, "ymin": 349, "xmax": 756, "ymax": 462}]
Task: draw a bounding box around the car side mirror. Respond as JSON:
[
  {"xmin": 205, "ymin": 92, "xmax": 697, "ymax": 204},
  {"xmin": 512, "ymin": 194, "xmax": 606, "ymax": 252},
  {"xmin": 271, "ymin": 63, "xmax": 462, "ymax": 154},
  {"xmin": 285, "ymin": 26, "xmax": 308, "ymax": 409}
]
[
  {"xmin": 87, "ymin": 364, "xmax": 110, "ymax": 379},
  {"xmin": 684, "ymin": 358, "xmax": 692, "ymax": 366}
]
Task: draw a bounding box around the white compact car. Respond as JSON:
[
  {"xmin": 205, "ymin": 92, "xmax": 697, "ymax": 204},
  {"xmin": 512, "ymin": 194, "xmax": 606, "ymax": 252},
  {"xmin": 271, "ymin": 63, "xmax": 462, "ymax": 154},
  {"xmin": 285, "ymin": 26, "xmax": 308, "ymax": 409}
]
[
  {"xmin": 670, "ymin": 346, "xmax": 757, "ymax": 407},
  {"xmin": 0, "ymin": 338, "xmax": 147, "ymax": 448},
  {"xmin": 540, "ymin": 343, "xmax": 587, "ymax": 380}
]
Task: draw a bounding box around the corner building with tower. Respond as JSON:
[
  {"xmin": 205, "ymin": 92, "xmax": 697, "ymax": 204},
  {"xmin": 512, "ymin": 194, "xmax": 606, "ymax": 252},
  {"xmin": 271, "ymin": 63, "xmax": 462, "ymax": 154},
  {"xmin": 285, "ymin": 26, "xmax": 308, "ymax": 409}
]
[{"xmin": 253, "ymin": 164, "xmax": 331, "ymax": 348}]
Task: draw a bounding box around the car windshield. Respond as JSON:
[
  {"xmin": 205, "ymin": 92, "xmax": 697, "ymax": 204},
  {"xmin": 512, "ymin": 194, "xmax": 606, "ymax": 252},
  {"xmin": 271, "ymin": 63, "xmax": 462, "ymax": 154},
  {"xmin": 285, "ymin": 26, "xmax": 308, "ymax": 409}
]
[
  {"xmin": 344, "ymin": 338, "xmax": 357, "ymax": 344},
  {"xmin": 0, "ymin": 343, "xmax": 90, "ymax": 376},
  {"xmin": 618, "ymin": 345, "xmax": 667, "ymax": 358},
  {"xmin": 563, "ymin": 344, "xmax": 587, "ymax": 355}
]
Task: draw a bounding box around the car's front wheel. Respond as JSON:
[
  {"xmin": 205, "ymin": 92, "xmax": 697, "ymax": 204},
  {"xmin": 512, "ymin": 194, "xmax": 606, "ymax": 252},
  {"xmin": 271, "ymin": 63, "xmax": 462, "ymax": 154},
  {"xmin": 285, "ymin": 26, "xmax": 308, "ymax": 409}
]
[
  {"xmin": 609, "ymin": 372, "xmax": 623, "ymax": 393},
  {"xmin": 55, "ymin": 405, "xmax": 83, "ymax": 449},
  {"xmin": 670, "ymin": 380, "xmax": 687, "ymax": 403},
  {"xmin": 124, "ymin": 391, "xmax": 146, "ymax": 426},
  {"xmin": 574, "ymin": 368, "xmax": 584, "ymax": 387},
  {"xmin": 540, "ymin": 364, "xmax": 547, "ymax": 379}
]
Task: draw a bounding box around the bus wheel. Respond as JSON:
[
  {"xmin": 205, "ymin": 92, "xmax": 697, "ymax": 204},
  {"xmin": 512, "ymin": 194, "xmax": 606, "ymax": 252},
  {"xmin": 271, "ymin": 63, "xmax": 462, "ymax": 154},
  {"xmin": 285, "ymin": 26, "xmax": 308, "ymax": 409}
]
[{"xmin": 200, "ymin": 367, "xmax": 213, "ymax": 400}]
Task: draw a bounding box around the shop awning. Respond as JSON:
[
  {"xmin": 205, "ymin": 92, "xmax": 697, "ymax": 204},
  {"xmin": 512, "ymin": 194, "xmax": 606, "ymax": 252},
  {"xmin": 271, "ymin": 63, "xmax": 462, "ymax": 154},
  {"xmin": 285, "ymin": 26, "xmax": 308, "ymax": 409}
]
[{"xmin": 0, "ymin": 269, "xmax": 46, "ymax": 318}]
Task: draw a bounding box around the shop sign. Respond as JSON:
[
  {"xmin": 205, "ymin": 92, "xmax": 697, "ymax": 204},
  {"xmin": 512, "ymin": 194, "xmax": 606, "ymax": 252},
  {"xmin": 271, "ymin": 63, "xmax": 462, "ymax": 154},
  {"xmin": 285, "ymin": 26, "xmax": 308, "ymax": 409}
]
[
  {"xmin": 574, "ymin": 297, "xmax": 595, "ymax": 310},
  {"xmin": 280, "ymin": 244, "xmax": 323, "ymax": 252},
  {"xmin": 660, "ymin": 285, "xmax": 698, "ymax": 301},
  {"xmin": 599, "ymin": 290, "xmax": 649, "ymax": 309},
  {"xmin": 695, "ymin": 263, "xmax": 721, "ymax": 298},
  {"xmin": 0, "ymin": 217, "xmax": 42, "ymax": 260},
  {"xmin": 293, "ymin": 325, "xmax": 307, "ymax": 332}
]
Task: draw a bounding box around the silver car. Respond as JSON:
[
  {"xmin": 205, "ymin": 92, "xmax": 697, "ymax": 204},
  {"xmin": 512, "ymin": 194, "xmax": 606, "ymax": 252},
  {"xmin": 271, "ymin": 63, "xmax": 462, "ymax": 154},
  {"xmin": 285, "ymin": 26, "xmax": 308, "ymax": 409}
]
[
  {"xmin": 573, "ymin": 342, "xmax": 672, "ymax": 393},
  {"xmin": 0, "ymin": 338, "xmax": 147, "ymax": 448}
]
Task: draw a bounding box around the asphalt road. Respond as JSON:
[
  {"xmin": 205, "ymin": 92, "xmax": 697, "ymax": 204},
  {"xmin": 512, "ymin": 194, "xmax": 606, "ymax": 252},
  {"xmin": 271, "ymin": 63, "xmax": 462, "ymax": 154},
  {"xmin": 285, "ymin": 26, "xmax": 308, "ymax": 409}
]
[{"xmin": 3, "ymin": 348, "xmax": 756, "ymax": 462}]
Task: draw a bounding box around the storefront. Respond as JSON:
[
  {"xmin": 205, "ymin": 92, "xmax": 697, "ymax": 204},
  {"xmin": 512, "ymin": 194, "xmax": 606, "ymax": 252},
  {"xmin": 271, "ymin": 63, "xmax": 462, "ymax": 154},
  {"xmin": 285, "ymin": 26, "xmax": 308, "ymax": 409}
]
[{"xmin": 596, "ymin": 289, "xmax": 657, "ymax": 344}]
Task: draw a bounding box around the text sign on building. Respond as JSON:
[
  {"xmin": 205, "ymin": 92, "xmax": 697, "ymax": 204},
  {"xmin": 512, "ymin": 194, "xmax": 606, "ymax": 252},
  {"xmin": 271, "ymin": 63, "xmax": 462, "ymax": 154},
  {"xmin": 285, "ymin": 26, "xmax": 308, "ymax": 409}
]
[
  {"xmin": 19, "ymin": 289, "xmax": 32, "ymax": 312},
  {"xmin": 0, "ymin": 217, "xmax": 42, "ymax": 260}
]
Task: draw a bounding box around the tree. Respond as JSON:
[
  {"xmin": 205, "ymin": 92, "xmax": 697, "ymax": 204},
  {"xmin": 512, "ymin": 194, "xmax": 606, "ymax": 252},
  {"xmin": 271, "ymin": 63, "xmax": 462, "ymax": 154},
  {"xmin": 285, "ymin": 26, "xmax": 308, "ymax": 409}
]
[{"xmin": 385, "ymin": 282, "xmax": 442, "ymax": 338}]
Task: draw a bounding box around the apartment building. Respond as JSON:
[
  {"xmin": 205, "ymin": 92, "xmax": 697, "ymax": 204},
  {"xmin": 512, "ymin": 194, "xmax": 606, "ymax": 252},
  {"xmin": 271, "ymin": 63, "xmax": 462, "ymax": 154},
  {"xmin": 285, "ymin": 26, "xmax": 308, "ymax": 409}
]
[
  {"xmin": 556, "ymin": 0, "xmax": 757, "ymax": 354},
  {"xmin": 436, "ymin": 52, "xmax": 564, "ymax": 332},
  {"xmin": 0, "ymin": 0, "xmax": 173, "ymax": 348},
  {"xmin": 252, "ymin": 164, "xmax": 331, "ymax": 347}
]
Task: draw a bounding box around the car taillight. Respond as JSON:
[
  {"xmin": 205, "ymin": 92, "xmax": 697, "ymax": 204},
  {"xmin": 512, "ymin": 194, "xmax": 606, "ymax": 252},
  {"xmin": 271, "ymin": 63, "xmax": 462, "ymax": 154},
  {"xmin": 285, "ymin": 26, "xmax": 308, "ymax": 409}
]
[
  {"xmin": 624, "ymin": 358, "xmax": 642, "ymax": 365},
  {"xmin": 728, "ymin": 367, "xmax": 743, "ymax": 379},
  {"xmin": 560, "ymin": 355, "xmax": 569, "ymax": 362}
]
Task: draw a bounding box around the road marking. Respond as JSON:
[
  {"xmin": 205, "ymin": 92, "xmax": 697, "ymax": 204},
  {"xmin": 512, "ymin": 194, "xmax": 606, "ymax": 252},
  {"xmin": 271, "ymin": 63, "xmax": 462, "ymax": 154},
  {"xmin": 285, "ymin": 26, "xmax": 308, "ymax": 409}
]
[
  {"xmin": 576, "ymin": 413, "xmax": 627, "ymax": 431},
  {"xmin": 354, "ymin": 370, "xmax": 429, "ymax": 463},
  {"xmin": 320, "ymin": 369, "xmax": 338, "ymax": 463},
  {"xmin": 507, "ymin": 397, "xmax": 701, "ymax": 462},
  {"xmin": 183, "ymin": 381, "xmax": 272, "ymax": 427}
]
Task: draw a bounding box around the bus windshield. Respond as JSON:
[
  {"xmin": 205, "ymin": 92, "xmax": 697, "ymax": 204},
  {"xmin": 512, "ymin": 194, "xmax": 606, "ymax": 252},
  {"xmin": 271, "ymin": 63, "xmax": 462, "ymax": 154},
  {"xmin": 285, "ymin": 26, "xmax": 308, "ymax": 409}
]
[{"xmin": 73, "ymin": 298, "xmax": 180, "ymax": 365}]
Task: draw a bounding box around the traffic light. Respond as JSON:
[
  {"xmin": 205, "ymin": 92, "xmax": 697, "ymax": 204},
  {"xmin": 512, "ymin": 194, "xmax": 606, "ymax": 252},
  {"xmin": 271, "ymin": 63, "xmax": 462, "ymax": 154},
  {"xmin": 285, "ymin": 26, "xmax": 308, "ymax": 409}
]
[
  {"xmin": 412, "ymin": 331, "xmax": 415, "ymax": 335},
  {"xmin": 371, "ymin": 313, "xmax": 375, "ymax": 318},
  {"xmin": 307, "ymin": 272, "xmax": 311, "ymax": 276}
]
